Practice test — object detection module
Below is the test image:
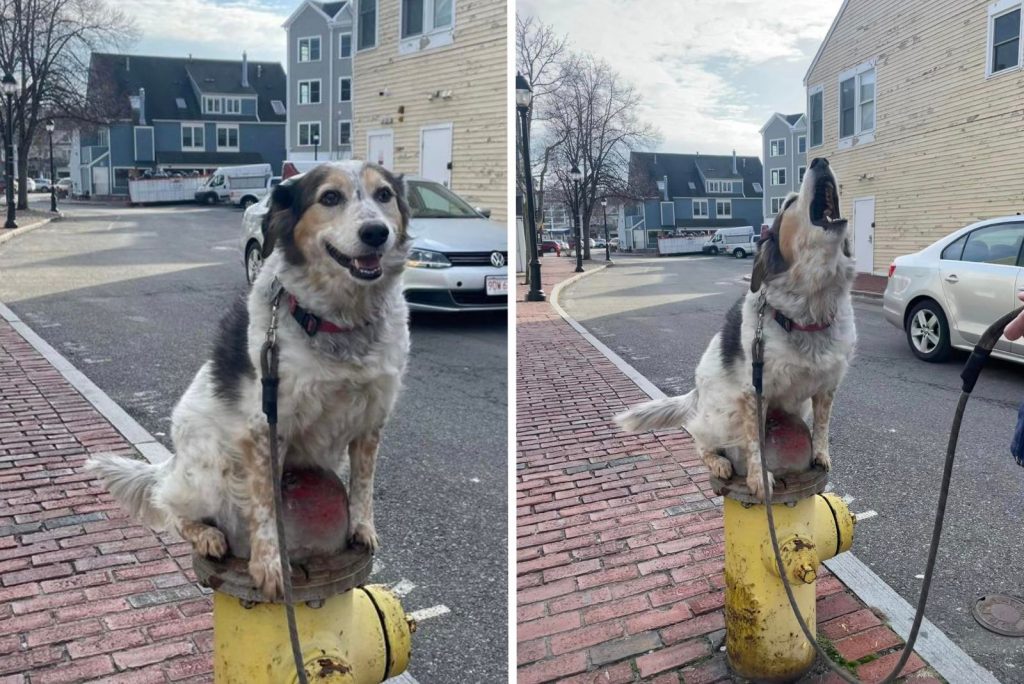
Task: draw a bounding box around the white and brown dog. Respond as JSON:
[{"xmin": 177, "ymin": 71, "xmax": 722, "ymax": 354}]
[
  {"xmin": 617, "ymin": 157, "xmax": 856, "ymax": 499},
  {"xmin": 88, "ymin": 161, "xmax": 411, "ymax": 598}
]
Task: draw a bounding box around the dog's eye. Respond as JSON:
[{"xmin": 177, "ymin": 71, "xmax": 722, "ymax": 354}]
[
  {"xmin": 374, "ymin": 187, "xmax": 393, "ymax": 204},
  {"xmin": 319, "ymin": 190, "xmax": 343, "ymax": 207}
]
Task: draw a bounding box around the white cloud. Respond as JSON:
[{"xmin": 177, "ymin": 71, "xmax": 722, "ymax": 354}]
[{"xmin": 518, "ymin": 0, "xmax": 843, "ymax": 156}]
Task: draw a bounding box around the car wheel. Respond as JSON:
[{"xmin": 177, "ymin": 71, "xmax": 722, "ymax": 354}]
[
  {"xmin": 245, "ymin": 241, "xmax": 263, "ymax": 285},
  {"xmin": 708, "ymin": 247, "xmax": 718, "ymax": 256},
  {"xmin": 733, "ymin": 248, "xmax": 746, "ymax": 259},
  {"xmin": 906, "ymin": 300, "xmax": 952, "ymax": 362}
]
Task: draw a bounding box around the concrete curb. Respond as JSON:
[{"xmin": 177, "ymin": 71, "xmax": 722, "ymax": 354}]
[
  {"xmin": 0, "ymin": 215, "xmax": 58, "ymax": 245},
  {"xmin": 550, "ymin": 267, "xmax": 1000, "ymax": 684}
]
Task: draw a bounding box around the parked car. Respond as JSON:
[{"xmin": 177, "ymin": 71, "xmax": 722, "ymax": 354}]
[
  {"xmin": 609, "ymin": 238, "xmax": 620, "ymax": 251},
  {"xmin": 195, "ymin": 163, "xmax": 273, "ymax": 205},
  {"xmin": 703, "ymin": 226, "xmax": 757, "ymax": 258},
  {"xmin": 33, "ymin": 178, "xmax": 51, "ymax": 192},
  {"xmin": 240, "ymin": 175, "xmax": 508, "ymax": 312},
  {"xmin": 23, "ymin": 178, "xmax": 35, "ymax": 193},
  {"xmin": 0, "ymin": 179, "xmax": 18, "ymax": 193},
  {"xmin": 541, "ymin": 240, "xmax": 561, "ymax": 255},
  {"xmin": 593, "ymin": 239, "xmax": 606, "ymax": 249},
  {"xmin": 54, "ymin": 178, "xmax": 72, "ymax": 198},
  {"xmin": 230, "ymin": 175, "xmax": 281, "ymax": 210},
  {"xmin": 883, "ymin": 215, "xmax": 1024, "ymax": 363}
]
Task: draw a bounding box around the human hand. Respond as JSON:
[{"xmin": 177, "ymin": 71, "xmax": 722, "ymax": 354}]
[{"xmin": 1004, "ymin": 291, "xmax": 1024, "ymax": 340}]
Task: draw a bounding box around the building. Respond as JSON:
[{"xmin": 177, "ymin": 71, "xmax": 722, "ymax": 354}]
[
  {"xmin": 625, "ymin": 151, "xmax": 764, "ymax": 249},
  {"xmin": 76, "ymin": 53, "xmax": 286, "ymax": 196},
  {"xmin": 760, "ymin": 113, "xmax": 806, "ymax": 221},
  {"xmin": 282, "ymin": 0, "xmax": 355, "ymax": 161},
  {"xmin": 351, "ymin": 0, "xmax": 506, "ymax": 221},
  {"xmin": 805, "ymin": 0, "xmax": 1024, "ymax": 274}
]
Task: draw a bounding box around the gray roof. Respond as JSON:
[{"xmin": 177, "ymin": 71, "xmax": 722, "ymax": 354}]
[
  {"xmin": 88, "ymin": 53, "xmax": 287, "ymax": 123},
  {"xmin": 783, "ymin": 113, "xmax": 803, "ymax": 126},
  {"xmin": 630, "ymin": 151, "xmax": 764, "ymax": 199}
]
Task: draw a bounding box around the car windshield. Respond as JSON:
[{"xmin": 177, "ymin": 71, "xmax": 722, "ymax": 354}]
[{"xmin": 406, "ymin": 180, "xmax": 480, "ymax": 219}]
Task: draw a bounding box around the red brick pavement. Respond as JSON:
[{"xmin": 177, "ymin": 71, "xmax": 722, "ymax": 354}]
[
  {"xmin": 0, "ymin": 321, "xmax": 212, "ymax": 683},
  {"xmin": 516, "ymin": 256, "xmax": 938, "ymax": 683}
]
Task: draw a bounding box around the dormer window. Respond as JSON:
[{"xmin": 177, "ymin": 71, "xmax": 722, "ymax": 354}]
[
  {"xmin": 705, "ymin": 180, "xmax": 736, "ymax": 194},
  {"xmin": 203, "ymin": 96, "xmax": 221, "ymax": 114},
  {"xmin": 298, "ymin": 36, "xmax": 321, "ymax": 62},
  {"xmin": 224, "ymin": 98, "xmax": 241, "ymax": 114}
]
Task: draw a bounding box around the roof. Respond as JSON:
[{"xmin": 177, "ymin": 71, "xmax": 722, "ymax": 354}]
[
  {"xmin": 805, "ymin": 0, "xmax": 853, "ymax": 85},
  {"xmin": 87, "ymin": 53, "xmax": 287, "ymax": 123},
  {"xmin": 784, "ymin": 113, "xmax": 804, "ymax": 126},
  {"xmin": 759, "ymin": 112, "xmax": 806, "ymax": 134},
  {"xmin": 319, "ymin": 1, "xmax": 346, "ymax": 17},
  {"xmin": 630, "ymin": 151, "xmax": 764, "ymax": 199},
  {"xmin": 282, "ymin": 0, "xmax": 348, "ymax": 27}
]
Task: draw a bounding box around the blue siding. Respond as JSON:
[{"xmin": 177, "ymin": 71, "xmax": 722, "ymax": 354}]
[
  {"xmin": 108, "ymin": 124, "xmax": 134, "ymax": 166},
  {"xmin": 154, "ymin": 122, "xmax": 180, "ymax": 152},
  {"xmin": 134, "ymin": 127, "xmax": 154, "ymax": 162},
  {"xmin": 204, "ymin": 123, "xmax": 217, "ymax": 152},
  {"xmin": 240, "ymin": 125, "xmax": 285, "ymax": 174},
  {"xmin": 241, "ymin": 99, "xmax": 256, "ymax": 116}
]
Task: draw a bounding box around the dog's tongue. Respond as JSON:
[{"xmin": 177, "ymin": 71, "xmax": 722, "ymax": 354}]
[{"xmin": 355, "ymin": 255, "xmax": 381, "ymax": 270}]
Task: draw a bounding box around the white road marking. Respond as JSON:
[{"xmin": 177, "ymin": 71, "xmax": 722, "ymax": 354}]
[
  {"xmin": 372, "ymin": 558, "xmax": 385, "ymax": 575},
  {"xmin": 391, "ymin": 579, "xmax": 416, "ymax": 597},
  {"xmin": 407, "ymin": 605, "xmax": 450, "ymax": 621},
  {"xmin": 842, "ymin": 494, "xmax": 855, "ymax": 505},
  {"xmin": 855, "ymin": 510, "xmax": 877, "ymax": 521}
]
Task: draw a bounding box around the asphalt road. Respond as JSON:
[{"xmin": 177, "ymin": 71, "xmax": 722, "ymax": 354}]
[
  {"xmin": 560, "ymin": 253, "xmax": 1024, "ymax": 682},
  {"xmin": 0, "ymin": 203, "xmax": 508, "ymax": 684}
]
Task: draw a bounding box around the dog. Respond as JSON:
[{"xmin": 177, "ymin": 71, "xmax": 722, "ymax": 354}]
[
  {"xmin": 616, "ymin": 157, "xmax": 856, "ymax": 499},
  {"xmin": 87, "ymin": 161, "xmax": 412, "ymax": 599}
]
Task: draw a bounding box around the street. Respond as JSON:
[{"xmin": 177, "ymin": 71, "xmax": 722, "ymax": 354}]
[
  {"xmin": 0, "ymin": 203, "xmax": 508, "ymax": 684},
  {"xmin": 559, "ymin": 253, "xmax": 1024, "ymax": 682}
]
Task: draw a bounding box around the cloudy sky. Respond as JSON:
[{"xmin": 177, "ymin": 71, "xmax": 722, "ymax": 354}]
[{"xmin": 518, "ymin": 0, "xmax": 844, "ymax": 156}]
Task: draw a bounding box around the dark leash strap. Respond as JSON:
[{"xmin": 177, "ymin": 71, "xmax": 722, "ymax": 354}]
[{"xmin": 260, "ymin": 289, "xmax": 310, "ymax": 684}]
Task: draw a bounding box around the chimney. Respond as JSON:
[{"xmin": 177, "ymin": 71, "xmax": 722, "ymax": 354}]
[
  {"xmin": 257, "ymin": 64, "xmax": 263, "ymax": 79},
  {"xmin": 241, "ymin": 51, "xmax": 249, "ymax": 88},
  {"xmin": 125, "ymin": 55, "xmax": 130, "ymax": 71},
  {"xmin": 731, "ymin": 149, "xmax": 737, "ymax": 174},
  {"xmin": 138, "ymin": 87, "xmax": 146, "ymax": 126}
]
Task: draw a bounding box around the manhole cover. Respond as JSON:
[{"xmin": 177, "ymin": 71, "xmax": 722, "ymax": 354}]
[{"xmin": 972, "ymin": 595, "xmax": 1024, "ymax": 636}]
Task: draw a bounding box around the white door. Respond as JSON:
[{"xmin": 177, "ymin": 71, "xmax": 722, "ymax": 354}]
[
  {"xmin": 852, "ymin": 197, "xmax": 875, "ymax": 273},
  {"xmin": 420, "ymin": 124, "xmax": 453, "ymax": 187},
  {"xmin": 367, "ymin": 129, "xmax": 394, "ymax": 170},
  {"xmin": 92, "ymin": 166, "xmax": 109, "ymax": 196}
]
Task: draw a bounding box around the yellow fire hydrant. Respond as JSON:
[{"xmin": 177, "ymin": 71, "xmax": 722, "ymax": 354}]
[
  {"xmin": 193, "ymin": 467, "xmax": 414, "ymax": 684},
  {"xmin": 712, "ymin": 410, "xmax": 856, "ymax": 683}
]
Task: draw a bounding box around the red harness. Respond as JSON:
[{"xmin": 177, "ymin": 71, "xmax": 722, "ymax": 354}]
[{"xmin": 288, "ymin": 295, "xmax": 354, "ymax": 336}]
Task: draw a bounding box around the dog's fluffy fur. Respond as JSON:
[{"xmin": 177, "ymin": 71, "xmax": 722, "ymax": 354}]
[
  {"xmin": 88, "ymin": 161, "xmax": 411, "ymax": 598},
  {"xmin": 616, "ymin": 158, "xmax": 856, "ymax": 499}
]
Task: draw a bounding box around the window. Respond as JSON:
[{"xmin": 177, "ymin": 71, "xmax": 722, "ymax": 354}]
[
  {"xmin": 402, "ymin": 0, "xmax": 453, "ymax": 37},
  {"xmin": 770, "ymin": 139, "xmax": 786, "ymax": 157},
  {"xmin": 798, "ymin": 166, "xmax": 807, "ymax": 184},
  {"xmin": 839, "ymin": 64, "xmax": 876, "ymax": 140},
  {"xmin": 959, "ymin": 224, "xmax": 1024, "ymax": 265},
  {"xmin": 839, "ymin": 78, "xmax": 855, "ymax": 138},
  {"xmin": 181, "ymin": 123, "xmax": 204, "ymax": 150},
  {"xmin": 705, "ymin": 180, "xmax": 735, "ymax": 193},
  {"xmin": 941, "ymin": 234, "xmax": 967, "ymax": 261},
  {"xmin": 225, "ymin": 98, "xmax": 241, "ymax": 115},
  {"xmin": 798, "ymin": 136, "xmax": 807, "ymax": 154},
  {"xmin": 203, "ymin": 96, "xmax": 221, "ymax": 114},
  {"xmin": 298, "ymin": 36, "xmax": 321, "ymax": 62},
  {"xmin": 98, "ymin": 128, "xmax": 109, "ymax": 146},
  {"xmin": 752, "ymin": 182, "xmax": 762, "ymax": 193},
  {"xmin": 660, "ymin": 201, "xmax": 676, "ymax": 227},
  {"xmin": 358, "ymin": 0, "xmax": 377, "ymax": 50},
  {"xmin": 770, "ymin": 197, "xmax": 785, "ymax": 214},
  {"xmin": 809, "ymin": 87, "xmax": 823, "ymax": 147},
  {"xmin": 338, "ymin": 120, "xmax": 351, "ymax": 145},
  {"xmin": 216, "ymin": 125, "xmax": 239, "ymax": 151},
  {"xmin": 298, "ymin": 80, "xmax": 321, "ymax": 105},
  {"xmin": 693, "ymin": 199, "xmax": 709, "ymax": 218},
  {"xmin": 990, "ymin": 6, "xmax": 1021, "ymax": 75},
  {"xmin": 271, "ymin": 100, "xmax": 286, "ymax": 116},
  {"xmin": 339, "ymin": 33, "xmax": 352, "ymax": 58},
  {"xmin": 298, "ymin": 122, "xmax": 321, "ymax": 146},
  {"xmin": 717, "ymin": 199, "xmax": 732, "ymax": 219},
  {"xmin": 771, "ymin": 168, "xmax": 786, "ymax": 186},
  {"xmin": 339, "ymin": 77, "xmax": 351, "ymax": 102}
]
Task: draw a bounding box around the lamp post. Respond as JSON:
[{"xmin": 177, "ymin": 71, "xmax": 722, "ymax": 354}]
[
  {"xmin": 569, "ymin": 164, "xmax": 583, "ymax": 273},
  {"xmin": 601, "ymin": 196, "xmax": 613, "ymax": 266},
  {"xmin": 45, "ymin": 119, "xmax": 57, "ymax": 213},
  {"xmin": 2, "ymin": 73, "xmax": 17, "ymax": 229},
  {"xmin": 516, "ymin": 73, "xmax": 545, "ymax": 302},
  {"xmin": 313, "ymin": 133, "xmax": 320, "ymax": 161}
]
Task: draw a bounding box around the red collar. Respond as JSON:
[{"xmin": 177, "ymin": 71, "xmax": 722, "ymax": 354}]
[
  {"xmin": 769, "ymin": 307, "xmax": 832, "ymax": 333},
  {"xmin": 288, "ymin": 295, "xmax": 354, "ymax": 336}
]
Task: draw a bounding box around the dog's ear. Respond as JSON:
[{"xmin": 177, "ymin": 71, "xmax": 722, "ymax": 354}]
[
  {"xmin": 750, "ymin": 211, "xmax": 790, "ymax": 292},
  {"xmin": 260, "ymin": 182, "xmax": 296, "ymax": 259},
  {"xmin": 842, "ymin": 237, "xmax": 852, "ymax": 258}
]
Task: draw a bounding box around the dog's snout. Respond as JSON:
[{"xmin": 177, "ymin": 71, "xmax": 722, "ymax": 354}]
[
  {"xmin": 358, "ymin": 222, "xmax": 390, "ymax": 248},
  {"xmin": 810, "ymin": 157, "xmax": 830, "ymax": 170}
]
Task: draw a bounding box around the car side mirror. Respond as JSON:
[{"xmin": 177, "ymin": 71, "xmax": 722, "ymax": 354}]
[{"xmin": 476, "ymin": 207, "xmax": 492, "ymax": 218}]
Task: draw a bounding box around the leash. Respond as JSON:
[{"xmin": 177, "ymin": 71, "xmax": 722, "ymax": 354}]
[
  {"xmin": 260, "ymin": 288, "xmax": 310, "ymax": 684},
  {"xmin": 752, "ymin": 289, "xmax": 1023, "ymax": 683}
]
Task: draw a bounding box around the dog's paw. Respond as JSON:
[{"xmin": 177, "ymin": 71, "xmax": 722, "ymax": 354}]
[
  {"xmin": 248, "ymin": 555, "xmax": 284, "ymax": 601},
  {"xmin": 746, "ymin": 466, "xmax": 775, "ymax": 501},
  {"xmin": 194, "ymin": 527, "xmax": 228, "ymax": 559},
  {"xmin": 813, "ymin": 449, "xmax": 832, "ymax": 472},
  {"xmin": 708, "ymin": 455, "xmax": 733, "ymax": 480},
  {"xmin": 349, "ymin": 521, "xmax": 379, "ymax": 552}
]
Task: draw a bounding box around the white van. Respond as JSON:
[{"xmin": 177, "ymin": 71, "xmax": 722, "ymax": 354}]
[
  {"xmin": 230, "ymin": 176, "xmax": 282, "ymax": 210},
  {"xmin": 194, "ymin": 163, "xmax": 273, "ymax": 205},
  {"xmin": 703, "ymin": 226, "xmax": 757, "ymax": 258}
]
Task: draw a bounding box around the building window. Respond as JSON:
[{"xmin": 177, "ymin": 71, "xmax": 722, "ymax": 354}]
[
  {"xmin": 358, "ymin": 0, "xmax": 377, "ymax": 50},
  {"xmin": 340, "ymin": 33, "xmax": 352, "ymax": 58},
  {"xmin": 298, "ymin": 36, "xmax": 321, "ymax": 62},
  {"xmin": 752, "ymin": 182, "xmax": 762, "ymax": 193},
  {"xmin": 771, "ymin": 168, "xmax": 786, "ymax": 186},
  {"xmin": 224, "ymin": 98, "xmax": 241, "ymax": 115},
  {"xmin": 839, "ymin": 65, "xmax": 875, "ymax": 139},
  {"xmin": 298, "ymin": 80, "xmax": 321, "ymax": 105},
  {"xmin": 298, "ymin": 122, "xmax": 321, "ymax": 147},
  {"xmin": 798, "ymin": 166, "xmax": 806, "ymax": 184},
  {"xmin": 402, "ymin": 0, "xmax": 454, "ymax": 38},
  {"xmin": 717, "ymin": 199, "xmax": 732, "ymax": 219},
  {"xmin": 338, "ymin": 120, "xmax": 351, "ymax": 145},
  {"xmin": 809, "ymin": 86, "xmax": 823, "ymax": 147},
  {"xmin": 216, "ymin": 125, "xmax": 239, "ymax": 151},
  {"xmin": 797, "ymin": 135, "xmax": 806, "ymax": 154},
  {"xmin": 705, "ymin": 180, "xmax": 736, "ymax": 194},
  {"xmin": 203, "ymin": 96, "xmax": 221, "ymax": 114},
  {"xmin": 181, "ymin": 123, "xmax": 204, "ymax": 151},
  {"xmin": 770, "ymin": 139, "xmax": 785, "ymax": 157},
  {"xmin": 990, "ymin": 6, "xmax": 1022, "ymax": 75},
  {"xmin": 98, "ymin": 128, "xmax": 109, "ymax": 146},
  {"xmin": 770, "ymin": 197, "xmax": 785, "ymax": 214},
  {"xmin": 693, "ymin": 199, "xmax": 709, "ymax": 218},
  {"xmin": 339, "ymin": 78, "xmax": 351, "ymax": 103}
]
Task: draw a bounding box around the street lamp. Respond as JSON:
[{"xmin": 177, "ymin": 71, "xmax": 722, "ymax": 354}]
[
  {"xmin": 516, "ymin": 73, "xmax": 545, "ymax": 302},
  {"xmin": 313, "ymin": 133, "xmax": 320, "ymax": 161},
  {"xmin": 2, "ymin": 73, "xmax": 17, "ymax": 229},
  {"xmin": 45, "ymin": 119, "xmax": 57, "ymax": 213},
  {"xmin": 569, "ymin": 164, "xmax": 583, "ymax": 273},
  {"xmin": 601, "ymin": 196, "xmax": 613, "ymax": 266}
]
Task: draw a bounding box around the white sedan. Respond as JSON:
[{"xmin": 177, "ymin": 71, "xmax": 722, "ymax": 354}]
[{"xmin": 240, "ymin": 175, "xmax": 508, "ymax": 312}]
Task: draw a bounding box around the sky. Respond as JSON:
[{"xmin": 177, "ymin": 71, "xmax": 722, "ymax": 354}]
[{"xmin": 518, "ymin": 0, "xmax": 845, "ymax": 157}]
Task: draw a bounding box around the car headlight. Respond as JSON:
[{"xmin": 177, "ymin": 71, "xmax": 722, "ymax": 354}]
[{"xmin": 406, "ymin": 248, "xmax": 451, "ymax": 269}]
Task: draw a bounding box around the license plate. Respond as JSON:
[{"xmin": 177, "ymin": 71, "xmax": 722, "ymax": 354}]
[{"xmin": 485, "ymin": 276, "xmax": 508, "ymax": 296}]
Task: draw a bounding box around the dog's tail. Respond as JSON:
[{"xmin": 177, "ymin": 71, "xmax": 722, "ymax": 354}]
[
  {"xmin": 615, "ymin": 390, "xmax": 698, "ymax": 432},
  {"xmin": 85, "ymin": 454, "xmax": 168, "ymax": 529}
]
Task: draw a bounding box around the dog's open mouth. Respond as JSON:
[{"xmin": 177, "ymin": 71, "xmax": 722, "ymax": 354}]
[
  {"xmin": 325, "ymin": 242, "xmax": 384, "ymax": 281},
  {"xmin": 811, "ymin": 177, "xmax": 848, "ymax": 230}
]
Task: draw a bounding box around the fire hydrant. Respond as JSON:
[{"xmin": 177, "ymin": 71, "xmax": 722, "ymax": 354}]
[
  {"xmin": 711, "ymin": 410, "xmax": 856, "ymax": 683},
  {"xmin": 193, "ymin": 467, "xmax": 414, "ymax": 683}
]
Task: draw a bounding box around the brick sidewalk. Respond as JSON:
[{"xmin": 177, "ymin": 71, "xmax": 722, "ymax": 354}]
[
  {"xmin": 0, "ymin": 321, "xmax": 212, "ymax": 683},
  {"xmin": 516, "ymin": 256, "xmax": 938, "ymax": 683}
]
